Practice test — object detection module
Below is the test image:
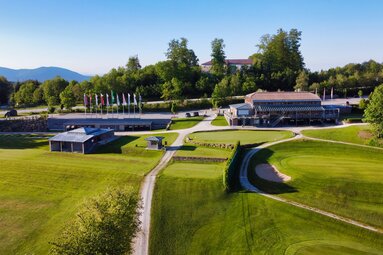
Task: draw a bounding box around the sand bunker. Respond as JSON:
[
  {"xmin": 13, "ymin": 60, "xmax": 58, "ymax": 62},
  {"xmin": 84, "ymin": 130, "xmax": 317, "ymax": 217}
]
[{"xmin": 255, "ymin": 164, "xmax": 291, "ymax": 183}]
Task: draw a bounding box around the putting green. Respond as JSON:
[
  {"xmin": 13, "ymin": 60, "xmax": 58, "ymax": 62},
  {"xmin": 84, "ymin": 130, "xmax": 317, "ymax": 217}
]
[{"xmin": 250, "ymin": 139, "xmax": 383, "ymax": 228}]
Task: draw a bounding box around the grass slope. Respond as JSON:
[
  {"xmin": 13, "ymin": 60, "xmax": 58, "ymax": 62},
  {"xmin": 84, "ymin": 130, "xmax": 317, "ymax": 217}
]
[
  {"xmin": 150, "ymin": 161, "xmax": 383, "ymax": 254},
  {"xmin": 0, "ymin": 133, "xmax": 177, "ymax": 254},
  {"xmin": 175, "ymin": 145, "xmax": 231, "ymax": 158},
  {"xmin": 302, "ymin": 125, "xmax": 373, "ymax": 145},
  {"xmin": 169, "ymin": 116, "xmax": 204, "ymax": 130},
  {"xmin": 249, "ymin": 139, "xmax": 383, "ymax": 228},
  {"xmin": 211, "ymin": 115, "xmax": 228, "ymax": 126},
  {"xmin": 188, "ymin": 130, "xmax": 293, "ymax": 145}
]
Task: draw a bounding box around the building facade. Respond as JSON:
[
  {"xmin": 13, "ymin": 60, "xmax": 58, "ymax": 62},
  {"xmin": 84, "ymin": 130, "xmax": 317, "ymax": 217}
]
[{"xmin": 227, "ymin": 92, "xmax": 339, "ymax": 126}]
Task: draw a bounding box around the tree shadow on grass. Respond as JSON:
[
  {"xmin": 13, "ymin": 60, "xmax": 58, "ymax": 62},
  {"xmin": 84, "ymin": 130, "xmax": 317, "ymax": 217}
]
[
  {"xmin": 0, "ymin": 135, "xmax": 48, "ymax": 149},
  {"xmin": 94, "ymin": 136, "xmax": 140, "ymax": 154},
  {"xmin": 247, "ymin": 148, "xmax": 298, "ymax": 194}
]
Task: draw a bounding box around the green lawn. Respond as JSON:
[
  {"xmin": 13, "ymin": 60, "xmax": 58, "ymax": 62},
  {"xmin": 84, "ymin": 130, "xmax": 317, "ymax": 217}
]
[
  {"xmin": 175, "ymin": 145, "xmax": 231, "ymax": 158},
  {"xmin": 249, "ymin": 139, "xmax": 383, "ymax": 228},
  {"xmin": 188, "ymin": 130, "xmax": 293, "ymax": 145},
  {"xmin": 0, "ymin": 133, "xmax": 177, "ymax": 254},
  {"xmin": 150, "ymin": 161, "xmax": 383, "ymax": 254},
  {"xmin": 169, "ymin": 116, "xmax": 204, "ymax": 130},
  {"xmin": 211, "ymin": 115, "xmax": 228, "ymax": 126},
  {"xmin": 302, "ymin": 125, "xmax": 374, "ymax": 145}
]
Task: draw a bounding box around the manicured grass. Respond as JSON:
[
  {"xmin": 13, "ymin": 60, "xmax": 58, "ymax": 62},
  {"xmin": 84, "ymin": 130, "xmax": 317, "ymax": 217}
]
[
  {"xmin": 175, "ymin": 145, "xmax": 231, "ymax": 158},
  {"xmin": 211, "ymin": 115, "xmax": 228, "ymax": 126},
  {"xmin": 188, "ymin": 130, "xmax": 293, "ymax": 145},
  {"xmin": 164, "ymin": 162, "xmax": 223, "ymax": 179},
  {"xmin": 302, "ymin": 125, "xmax": 374, "ymax": 145},
  {"xmin": 0, "ymin": 133, "xmax": 177, "ymax": 254},
  {"xmin": 249, "ymin": 139, "xmax": 383, "ymax": 228},
  {"xmin": 168, "ymin": 116, "xmax": 204, "ymax": 130},
  {"xmin": 150, "ymin": 161, "xmax": 383, "ymax": 254}
]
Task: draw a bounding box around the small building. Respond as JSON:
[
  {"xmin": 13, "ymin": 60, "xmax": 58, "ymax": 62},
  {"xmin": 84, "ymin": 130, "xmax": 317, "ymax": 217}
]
[
  {"xmin": 49, "ymin": 127, "xmax": 115, "ymax": 154},
  {"xmin": 144, "ymin": 136, "xmax": 164, "ymax": 150}
]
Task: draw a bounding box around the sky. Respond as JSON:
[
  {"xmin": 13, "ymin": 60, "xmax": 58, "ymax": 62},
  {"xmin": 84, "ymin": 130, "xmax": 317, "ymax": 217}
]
[{"xmin": 0, "ymin": 0, "xmax": 382, "ymax": 75}]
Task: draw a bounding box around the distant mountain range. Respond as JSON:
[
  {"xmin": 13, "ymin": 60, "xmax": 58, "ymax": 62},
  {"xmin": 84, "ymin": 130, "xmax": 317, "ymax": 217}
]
[{"xmin": 0, "ymin": 66, "xmax": 91, "ymax": 82}]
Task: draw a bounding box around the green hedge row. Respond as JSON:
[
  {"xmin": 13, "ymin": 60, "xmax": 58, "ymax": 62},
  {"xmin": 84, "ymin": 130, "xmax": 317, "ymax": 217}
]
[{"xmin": 223, "ymin": 141, "xmax": 241, "ymax": 192}]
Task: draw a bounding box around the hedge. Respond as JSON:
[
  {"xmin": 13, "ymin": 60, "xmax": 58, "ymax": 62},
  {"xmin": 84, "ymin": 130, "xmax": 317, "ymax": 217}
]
[{"xmin": 223, "ymin": 141, "xmax": 241, "ymax": 192}]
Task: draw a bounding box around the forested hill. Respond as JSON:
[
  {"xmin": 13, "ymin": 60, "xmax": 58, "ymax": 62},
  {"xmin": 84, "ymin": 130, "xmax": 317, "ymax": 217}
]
[{"xmin": 0, "ymin": 66, "xmax": 91, "ymax": 82}]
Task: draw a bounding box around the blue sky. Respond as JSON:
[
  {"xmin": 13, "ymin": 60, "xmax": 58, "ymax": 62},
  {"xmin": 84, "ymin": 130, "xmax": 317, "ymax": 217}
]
[{"xmin": 0, "ymin": 0, "xmax": 382, "ymax": 75}]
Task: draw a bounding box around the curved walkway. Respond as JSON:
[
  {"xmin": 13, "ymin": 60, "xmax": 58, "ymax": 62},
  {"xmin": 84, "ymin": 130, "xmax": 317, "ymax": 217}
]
[{"xmin": 239, "ymin": 133, "xmax": 383, "ymax": 234}]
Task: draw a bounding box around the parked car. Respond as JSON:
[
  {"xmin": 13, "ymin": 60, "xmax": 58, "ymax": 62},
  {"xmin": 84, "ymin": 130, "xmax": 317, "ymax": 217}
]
[
  {"xmin": 193, "ymin": 112, "xmax": 199, "ymax": 117},
  {"xmin": 185, "ymin": 112, "xmax": 191, "ymax": 117}
]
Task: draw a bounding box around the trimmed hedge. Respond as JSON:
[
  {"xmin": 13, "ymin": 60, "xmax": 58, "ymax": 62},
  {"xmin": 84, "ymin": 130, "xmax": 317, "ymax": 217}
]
[{"xmin": 223, "ymin": 141, "xmax": 241, "ymax": 192}]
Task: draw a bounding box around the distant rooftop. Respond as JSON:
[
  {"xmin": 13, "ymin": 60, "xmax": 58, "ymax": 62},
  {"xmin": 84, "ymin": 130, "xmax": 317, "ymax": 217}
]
[
  {"xmin": 201, "ymin": 59, "xmax": 253, "ymax": 66},
  {"xmin": 246, "ymin": 92, "xmax": 321, "ymax": 101}
]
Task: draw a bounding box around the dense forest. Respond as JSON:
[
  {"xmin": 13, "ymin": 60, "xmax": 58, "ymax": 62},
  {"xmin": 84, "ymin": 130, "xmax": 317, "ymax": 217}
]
[{"xmin": 1, "ymin": 28, "xmax": 382, "ymax": 109}]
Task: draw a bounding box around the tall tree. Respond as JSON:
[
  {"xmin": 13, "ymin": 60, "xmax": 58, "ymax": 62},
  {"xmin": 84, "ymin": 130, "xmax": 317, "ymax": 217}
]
[
  {"xmin": 210, "ymin": 38, "xmax": 226, "ymax": 77},
  {"xmin": 161, "ymin": 78, "xmax": 182, "ymax": 101},
  {"xmin": 294, "ymin": 70, "xmax": 309, "ymax": 91},
  {"xmin": 42, "ymin": 76, "xmax": 68, "ymax": 106},
  {"xmin": 0, "ymin": 76, "xmax": 12, "ymax": 105},
  {"xmin": 60, "ymin": 84, "xmax": 77, "ymax": 109},
  {"xmin": 126, "ymin": 56, "xmax": 141, "ymax": 72},
  {"xmin": 364, "ymin": 84, "xmax": 383, "ymax": 138}
]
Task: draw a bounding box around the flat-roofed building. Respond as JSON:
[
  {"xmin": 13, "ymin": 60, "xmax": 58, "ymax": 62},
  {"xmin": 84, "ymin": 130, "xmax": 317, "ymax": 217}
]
[
  {"xmin": 49, "ymin": 127, "xmax": 115, "ymax": 154},
  {"xmin": 226, "ymin": 92, "xmax": 339, "ymax": 126}
]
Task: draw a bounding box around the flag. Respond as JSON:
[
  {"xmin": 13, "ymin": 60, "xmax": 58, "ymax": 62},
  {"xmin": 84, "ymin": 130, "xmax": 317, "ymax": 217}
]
[
  {"xmin": 106, "ymin": 93, "xmax": 110, "ymax": 106},
  {"xmin": 111, "ymin": 90, "xmax": 115, "ymax": 104},
  {"xmin": 95, "ymin": 94, "xmax": 98, "ymax": 106},
  {"xmin": 116, "ymin": 93, "xmax": 120, "ymax": 106},
  {"xmin": 139, "ymin": 94, "xmax": 142, "ymax": 110},
  {"xmin": 83, "ymin": 93, "xmax": 88, "ymax": 106},
  {"xmin": 89, "ymin": 93, "xmax": 92, "ymax": 106},
  {"xmin": 315, "ymin": 88, "xmax": 318, "ymax": 95},
  {"xmin": 331, "ymin": 87, "xmax": 334, "ymax": 100},
  {"xmin": 101, "ymin": 93, "xmax": 105, "ymax": 106},
  {"xmin": 128, "ymin": 93, "xmax": 131, "ymax": 105},
  {"xmin": 122, "ymin": 93, "xmax": 127, "ymax": 106},
  {"xmin": 133, "ymin": 93, "xmax": 137, "ymax": 106},
  {"xmin": 323, "ymin": 88, "xmax": 326, "ymax": 101}
]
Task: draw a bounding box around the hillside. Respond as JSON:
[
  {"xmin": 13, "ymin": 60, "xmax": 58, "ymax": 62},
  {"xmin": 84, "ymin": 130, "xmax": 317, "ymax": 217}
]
[{"xmin": 0, "ymin": 66, "xmax": 91, "ymax": 82}]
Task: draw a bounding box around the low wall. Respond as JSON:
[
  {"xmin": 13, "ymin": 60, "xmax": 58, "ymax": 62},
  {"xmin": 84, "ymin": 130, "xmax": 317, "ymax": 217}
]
[{"xmin": 173, "ymin": 156, "xmax": 227, "ymax": 162}]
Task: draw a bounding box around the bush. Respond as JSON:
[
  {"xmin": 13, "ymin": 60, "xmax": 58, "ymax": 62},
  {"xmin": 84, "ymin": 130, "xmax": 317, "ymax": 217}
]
[
  {"xmin": 223, "ymin": 141, "xmax": 241, "ymax": 192},
  {"xmin": 48, "ymin": 106, "xmax": 56, "ymax": 113},
  {"xmin": 50, "ymin": 187, "xmax": 141, "ymax": 255}
]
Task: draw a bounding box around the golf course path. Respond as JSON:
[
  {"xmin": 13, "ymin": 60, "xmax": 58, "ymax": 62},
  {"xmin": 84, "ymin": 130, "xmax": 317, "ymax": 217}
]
[
  {"xmin": 239, "ymin": 134, "xmax": 383, "ymax": 234},
  {"xmin": 132, "ymin": 114, "xmax": 221, "ymax": 255}
]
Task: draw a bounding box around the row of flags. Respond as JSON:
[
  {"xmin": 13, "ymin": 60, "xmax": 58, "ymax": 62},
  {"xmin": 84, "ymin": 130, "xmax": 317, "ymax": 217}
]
[{"xmin": 83, "ymin": 91, "xmax": 141, "ymax": 107}]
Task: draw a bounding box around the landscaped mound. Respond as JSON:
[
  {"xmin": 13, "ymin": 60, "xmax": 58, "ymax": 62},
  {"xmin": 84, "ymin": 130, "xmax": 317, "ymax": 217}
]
[{"xmin": 255, "ymin": 163, "xmax": 291, "ymax": 183}]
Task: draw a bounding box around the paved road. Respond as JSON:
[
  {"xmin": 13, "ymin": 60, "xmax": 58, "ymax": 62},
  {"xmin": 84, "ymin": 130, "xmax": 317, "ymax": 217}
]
[{"xmin": 239, "ymin": 132, "xmax": 383, "ymax": 234}]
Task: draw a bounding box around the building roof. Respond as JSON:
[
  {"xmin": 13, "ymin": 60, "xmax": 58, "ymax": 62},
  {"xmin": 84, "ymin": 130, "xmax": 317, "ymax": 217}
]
[
  {"xmin": 201, "ymin": 59, "xmax": 253, "ymax": 66},
  {"xmin": 144, "ymin": 136, "xmax": 164, "ymax": 142},
  {"xmin": 246, "ymin": 92, "xmax": 321, "ymax": 102},
  {"xmin": 255, "ymin": 105, "xmax": 324, "ymax": 112},
  {"xmin": 229, "ymin": 103, "xmax": 253, "ymax": 109},
  {"xmin": 49, "ymin": 128, "xmax": 113, "ymax": 143}
]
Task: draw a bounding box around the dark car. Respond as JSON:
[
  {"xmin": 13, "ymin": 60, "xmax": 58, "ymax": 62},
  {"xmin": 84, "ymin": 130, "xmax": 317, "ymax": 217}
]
[
  {"xmin": 193, "ymin": 112, "xmax": 199, "ymax": 117},
  {"xmin": 185, "ymin": 112, "xmax": 191, "ymax": 117}
]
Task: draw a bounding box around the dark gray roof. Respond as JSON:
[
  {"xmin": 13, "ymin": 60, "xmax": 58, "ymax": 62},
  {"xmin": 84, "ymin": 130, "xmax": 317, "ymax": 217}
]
[
  {"xmin": 229, "ymin": 103, "xmax": 252, "ymax": 109},
  {"xmin": 144, "ymin": 136, "xmax": 163, "ymax": 142},
  {"xmin": 49, "ymin": 128, "xmax": 113, "ymax": 143},
  {"xmin": 247, "ymin": 92, "xmax": 321, "ymax": 102},
  {"xmin": 255, "ymin": 105, "xmax": 325, "ymax": 112}
]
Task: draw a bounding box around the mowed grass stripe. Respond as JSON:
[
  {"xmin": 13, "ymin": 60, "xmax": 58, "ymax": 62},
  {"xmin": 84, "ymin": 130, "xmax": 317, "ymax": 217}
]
[{"xmin": 150, "ymin": 162, "xmax": 383, "ymax": 254}]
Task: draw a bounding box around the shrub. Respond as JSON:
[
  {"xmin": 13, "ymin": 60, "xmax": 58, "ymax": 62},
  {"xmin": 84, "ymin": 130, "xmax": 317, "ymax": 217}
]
[
  {"xmin": 50, "ymin": 187, "xmax": 141, "ymax": 255},
  {"xmin": 223, "ymin": 141, "xmax": 241, "ymax": 192},
  {"xmin": 48, "ymin": 106, "xmax": 56, "ymax": 113}
]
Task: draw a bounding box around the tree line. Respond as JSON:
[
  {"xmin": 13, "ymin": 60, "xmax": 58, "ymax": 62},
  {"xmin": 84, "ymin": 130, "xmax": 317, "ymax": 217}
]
[{"xmin": 1, "ymin": 28, "xmax": 383, "ymax": 109}]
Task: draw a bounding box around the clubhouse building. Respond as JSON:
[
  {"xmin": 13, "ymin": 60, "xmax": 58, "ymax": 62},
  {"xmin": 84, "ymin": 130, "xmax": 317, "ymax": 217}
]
[{"xmin": 227, "ymin": 91, "xmax": 339, "ymax": 126}]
